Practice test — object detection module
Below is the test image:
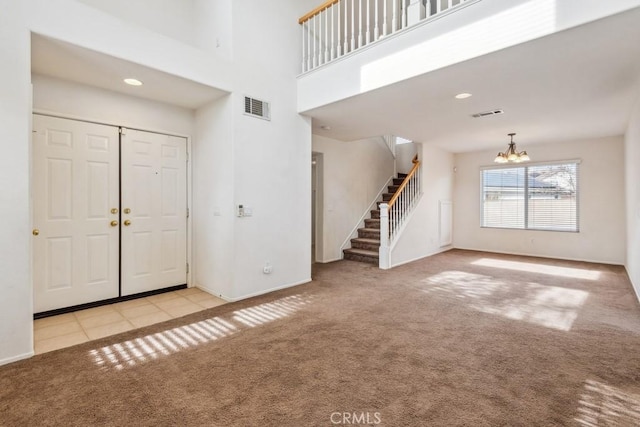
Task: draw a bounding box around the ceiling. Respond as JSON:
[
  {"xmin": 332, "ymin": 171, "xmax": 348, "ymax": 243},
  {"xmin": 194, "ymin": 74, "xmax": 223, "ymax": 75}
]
[
  {"xmin": 31, "ymin": 35, "xmax": 228, "ymax": 110},
  {"xmin": 305, "ymin": 7, "xmax": 640, "ymax": 153}
]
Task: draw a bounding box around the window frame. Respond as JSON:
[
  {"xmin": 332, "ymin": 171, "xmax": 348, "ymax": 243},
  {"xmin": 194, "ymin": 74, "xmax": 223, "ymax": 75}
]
[{"xmin": 479, "ymin": 159, "xmax": 581, "ymax": 233}]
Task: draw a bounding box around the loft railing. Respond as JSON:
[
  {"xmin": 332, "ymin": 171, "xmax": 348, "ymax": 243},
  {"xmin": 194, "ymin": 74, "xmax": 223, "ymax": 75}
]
[
  {"xmin": 379, "ymin": 154, "xmax": 421, "ymax": 268},
  {"xmin": 299, "ymin": 0, "xmax": 474, "ymax": 73}
]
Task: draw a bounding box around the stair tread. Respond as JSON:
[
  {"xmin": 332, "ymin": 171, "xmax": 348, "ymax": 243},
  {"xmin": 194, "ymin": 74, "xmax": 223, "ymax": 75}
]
[
  {"xmin": 351, "ymin": 238, "xmax": 380, "ymax": 244},
  {"xmin": 359, "ymin": 227, "xmax": 380, "ymax": 232},
  {"xmin": 344, "ymin": 248, "xmax": 379, "ymax": 257}
]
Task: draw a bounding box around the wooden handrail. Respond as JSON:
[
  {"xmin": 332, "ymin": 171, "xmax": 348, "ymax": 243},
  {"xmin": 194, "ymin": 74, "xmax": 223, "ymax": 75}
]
[
  {"xmin": 387, "ymin": 155, "xmax": 419, "ymax": 208},
  {"xmin": 299, "ymin": 0, "xmax": 340, "ymax": 24}
]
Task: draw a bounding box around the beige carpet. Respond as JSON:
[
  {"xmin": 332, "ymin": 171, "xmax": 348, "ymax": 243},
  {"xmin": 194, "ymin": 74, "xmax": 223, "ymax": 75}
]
[{"xmin": 1, "ymin": 249, "xmax": 640, "ymax": 426}]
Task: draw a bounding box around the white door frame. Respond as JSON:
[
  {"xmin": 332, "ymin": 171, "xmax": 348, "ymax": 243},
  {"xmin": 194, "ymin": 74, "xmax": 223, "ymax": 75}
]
[{"xmin": 31, "ymin": 110, "xmax": 193, "ymax": 304}]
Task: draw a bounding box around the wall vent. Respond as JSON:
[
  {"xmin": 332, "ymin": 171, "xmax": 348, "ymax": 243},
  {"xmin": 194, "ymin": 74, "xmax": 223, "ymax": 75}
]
[
  {"xmin": 471, "ymin": 109, "xmax": 504, "ymax": 118},
  {"xmin": 244, "ymin": 96, "xmax": 271, "ymax": 120}
]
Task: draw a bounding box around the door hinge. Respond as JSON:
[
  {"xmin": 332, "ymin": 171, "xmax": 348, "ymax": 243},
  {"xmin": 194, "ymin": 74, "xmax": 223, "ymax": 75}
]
[
  {"xmin": 119, "ymin": 127, "xmax": 127, "ymax": 135},
  {"xmin": 186, "ymin": 263, "xmax": 189, "ymax": 273},
  {"xmin": 186, "ymin": 208, "xmax": 189, "ymax": 218}
]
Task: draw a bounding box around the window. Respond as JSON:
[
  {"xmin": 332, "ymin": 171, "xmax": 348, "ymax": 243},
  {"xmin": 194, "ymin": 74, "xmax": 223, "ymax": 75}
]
[{"xmin": 481, "ymin": 161, "xmax": 579, "ymax": 232}]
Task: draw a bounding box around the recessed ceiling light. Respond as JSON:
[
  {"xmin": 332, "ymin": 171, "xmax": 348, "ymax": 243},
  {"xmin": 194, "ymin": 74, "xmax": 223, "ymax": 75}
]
[
  {"xmin": 124, "ymin": 78, "xmax": 143, "ymax": 86},
  {"xmin": 455, "ymin": 92, "xmax": 472, "ymax": 99}
]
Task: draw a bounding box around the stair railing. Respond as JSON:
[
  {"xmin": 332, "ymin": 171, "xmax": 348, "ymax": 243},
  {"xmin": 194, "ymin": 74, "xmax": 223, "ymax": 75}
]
[
  {"xmin": 379, "ymin": 154, "xmax": 421, "ymax": 268},
  {"xmin": 299, "ymin": 0, "xmax": 478, "ymax": 73}
]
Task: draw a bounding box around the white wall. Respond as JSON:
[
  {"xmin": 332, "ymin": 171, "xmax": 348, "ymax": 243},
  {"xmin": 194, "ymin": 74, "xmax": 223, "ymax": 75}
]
[
  {"xmin": 454, "ymin": 136, "xmax": 626, "ymax": 264},
  {"xmin": 32, "ymin": 75, "xmax": 195, "ymax": 135},
  {"xmin": 390, "ymin": 143, "xmax": 454, "ymax": 266},
  {"xmin": 396, "ymin": 142, "xmax": 418, "ymax": 174},
  {"xmin": 312, "ymin": 135, "xmax": 395, "ymax": 262},
  {"xmin": 192, "ymin": 0, "xmax": 317, "ymax": 301},
  {"xmin": 76, "ymin": 0, "xmax": 196, "ymax": 47},
  {"xmin": 625, "ymin": 95, "xmax": 640, "ymax": 300},
  {"xmin": 193, "ymin": 0, "xmax": 233, "ymax": 60},
  {"xmin": 0, "ymin": 0, "xmax": 33, "ymax": 366},
  {"xmin": 297, "ymin": 0, "xmax": 640, "ymax": 112},
  {"xmin": 193, "ymin": 96, "xmax": 235, "ymax": 299}
]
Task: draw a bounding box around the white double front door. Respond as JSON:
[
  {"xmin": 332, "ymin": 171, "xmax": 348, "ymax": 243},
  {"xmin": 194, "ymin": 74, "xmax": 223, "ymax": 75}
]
[{"xmin": 32, "ymin": 115, "xmax": 187, "ymax": 313}]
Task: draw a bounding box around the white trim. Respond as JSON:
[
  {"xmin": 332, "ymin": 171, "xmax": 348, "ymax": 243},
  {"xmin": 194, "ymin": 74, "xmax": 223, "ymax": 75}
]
[
  {"xmin": 32, "ymin": 110, "xmax": 191, "ymax": 139},
  {"xmin": 316, "ymin": 256, "xmax": 343, "ymax": 264},
  {"xmin": 390, "ymin": 246, "xmax": 452, "ymax": 268},
  {"xmin": 480, "ymin": 158, "xmax": 582, "ymax": 171},
  {"xmin": 453, "ymin": 246, "xmax": 624, "ymax": 266},
  {"xmin": 210, "ymin": 278, "xmax": 313, "ymax": 302},
  {"xmin": 0, "ymin": 351, "xmax": 34, "ymax": 367}
]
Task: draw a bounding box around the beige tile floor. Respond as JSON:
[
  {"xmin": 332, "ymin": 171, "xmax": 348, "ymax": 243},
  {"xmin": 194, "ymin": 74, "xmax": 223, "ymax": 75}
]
[{"xmin": 34, "ymin": 288, "xmax": 227, "ymax": 355}]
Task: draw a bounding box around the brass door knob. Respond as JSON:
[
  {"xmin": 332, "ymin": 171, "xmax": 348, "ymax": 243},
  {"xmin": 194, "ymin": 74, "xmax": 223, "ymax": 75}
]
[
  {"xmin": 32, "ymin": 229, "xmax": 40, "ymax": 236},
  {"xmin": 111, "ymin": 208, "xmax": 119, "ymax": 214},
  {"xmin": 124, "ymin": 220, "xmax": 131, "ymax": 226},
  {"xmin": 110, "ymin": 220, "xmax": 118, "ymax": 227},
  {"xmin": 123, "ymin": 208, "xmax": 131, "ymax": 214}
]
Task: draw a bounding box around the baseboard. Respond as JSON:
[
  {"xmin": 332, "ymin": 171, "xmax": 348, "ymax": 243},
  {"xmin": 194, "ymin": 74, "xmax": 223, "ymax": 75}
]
[
  {"xmin": 217, "ymin": 278, "xmax": 313, "ymax": 303},
  {"xmin": 453, "ymin": 246, "xmax": 625, "ymax": 266},
  {"xmin": 390, "ymin": 246, "xmax": 452, "ymax": 268},
  {"xmin": 315, "ymin": 257, "xmax": 343, "ymax": 264},
  {"xmin": 0, "ymin": 351, "xmax": 34, "ymax": 367},
  {"xmin": 625, "ymin": 266, "xmax": 640, "ymax": 304},
  {"xmin": 195, "ymin": 285, "xmax": 229, "ymax": 301}
]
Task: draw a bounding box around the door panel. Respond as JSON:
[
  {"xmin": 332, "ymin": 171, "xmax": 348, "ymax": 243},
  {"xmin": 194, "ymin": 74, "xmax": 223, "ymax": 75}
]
[
  {"xmin": 121, "ymin": 129, "xmax": 187, "ymax": 296},
  {"xmin": 33, "ymin": 115, "xmax": 120, "ymax": 312}
]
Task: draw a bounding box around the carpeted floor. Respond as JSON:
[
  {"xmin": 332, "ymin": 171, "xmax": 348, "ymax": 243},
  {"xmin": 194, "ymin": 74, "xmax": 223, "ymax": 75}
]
[{"xmin": 1, "ymin": 249, "xmax": 640, "ymax": 426}]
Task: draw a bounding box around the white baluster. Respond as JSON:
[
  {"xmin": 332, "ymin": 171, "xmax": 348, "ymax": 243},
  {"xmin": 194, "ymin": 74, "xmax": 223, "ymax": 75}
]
[
  {"xmin": 358, "ymin": 0, "xmax": 363, "ymax": 48},
  {"xmin": 426, "ymin": 0, "xmax": 432, "ymax": 18},
  {"xmin": 351, "ymin": 0, "xmax": 356, "ymax": 51},
  {"xmin": 437, "ymin": 0, "xmax": 442, "ymax": 14},
  {"xmin": 343, "ymin": 0, "xmax": 349, "ymax": 53},
  {"xmin": 392, "ymin": 0, "xmax": 397, "ymax": 33},
  {"xmin": 366, "ymin": 0, "xmax": 371, "ymax": 44},
  {"xmin": 374, "ymin": 0, "xmax": 380, "ymax": 40},
  {"xmin": 307, "ymin": 20, "xmax": 312, "ymax": 70},
  {"xmin": 301, "ymin": 22, "xmax": 307, "ymax": 72},
  {"xmin": 311, "ymin": 16, "xmax": 316, "ymax": 69},
  {"xmin": 402, "ymin": 0, "xmax": 407, "ymax": 29},
  {"xmin": 337, "ymin": 1, "xmax": 342, "ymax": 57},
  {"xmin": 318, "ymin": 13, "xmax": 323, "ymax": 66},
  {"xmin": 331, "ymin": 4, "xmax": 336, "ymax": 59},
  {"xmin": 383, "ymin": 0, "xmax": 388, "ymax": 36},
  {"xmin": 379, "ymin": 203, "xmax": 390, "ymax": 269},
  {"xmin": 325, "ymin": 8, "xmax": 330, "ymax": 63}
]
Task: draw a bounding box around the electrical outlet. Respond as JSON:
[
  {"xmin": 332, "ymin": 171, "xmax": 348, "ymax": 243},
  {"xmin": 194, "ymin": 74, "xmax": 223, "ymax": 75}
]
[{"xmin": 263, "ymin": 262, "xmax": 272, "ymax": 274}]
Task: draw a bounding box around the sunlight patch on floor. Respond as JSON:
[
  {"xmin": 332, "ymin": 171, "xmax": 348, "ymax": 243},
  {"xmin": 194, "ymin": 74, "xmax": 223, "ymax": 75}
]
[
  {"xmin": 422, "ymin": 271, "xmax": 589, "ymax": 331},
  {"xmin": 472, "ymin": 258, "xmax": 601, "ymax": 281},
  {"xmin": 88, "ymin": 294, "xmax": 312, "ymax": 371},
  {"xmin": 575, "ymin": 379, "xmax": 640, "ymax": 426}
]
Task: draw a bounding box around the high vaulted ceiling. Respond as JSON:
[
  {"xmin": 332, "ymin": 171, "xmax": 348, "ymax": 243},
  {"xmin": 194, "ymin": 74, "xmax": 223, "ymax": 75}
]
[{"xmin": 306, "ymin": 7, "xmax": 640, "ymax": 153}]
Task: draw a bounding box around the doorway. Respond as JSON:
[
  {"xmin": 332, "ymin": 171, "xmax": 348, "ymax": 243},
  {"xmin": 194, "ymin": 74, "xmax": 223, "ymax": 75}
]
[
  {"xmin": 311, "ymin": 152, "xmax": 323, "ymax": 266},
  {"xmin": 32, "ymin": 114, "xmax": 188, "ymax": 314}
]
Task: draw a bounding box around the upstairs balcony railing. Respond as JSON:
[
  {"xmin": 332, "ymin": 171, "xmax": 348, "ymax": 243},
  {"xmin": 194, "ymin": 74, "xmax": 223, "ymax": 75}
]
[{"xmin": 299, "ymin": 0, "xmax": 474, "ymax": 73}]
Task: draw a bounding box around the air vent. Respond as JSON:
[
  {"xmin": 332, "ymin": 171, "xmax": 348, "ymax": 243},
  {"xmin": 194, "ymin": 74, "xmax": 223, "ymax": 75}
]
[
  {"xmin": 471, "ymin": 109, "xmax": 504, "ymax": 118},
  {"xmin": 244, "ymin": 96, "xmax": 271, "ymax": 120}
]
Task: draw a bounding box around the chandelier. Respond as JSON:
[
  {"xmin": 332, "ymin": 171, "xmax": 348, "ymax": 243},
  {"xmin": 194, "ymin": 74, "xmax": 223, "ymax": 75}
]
[{"xmin": 494, "ymin": 133, "xmax": 530, "ymax": 163}]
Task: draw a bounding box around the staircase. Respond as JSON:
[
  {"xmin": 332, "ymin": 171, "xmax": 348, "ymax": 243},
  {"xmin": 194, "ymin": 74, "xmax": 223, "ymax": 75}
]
[{"xmin": 343, "ymin": 173, "xmax": 408, "ymax": 265}]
